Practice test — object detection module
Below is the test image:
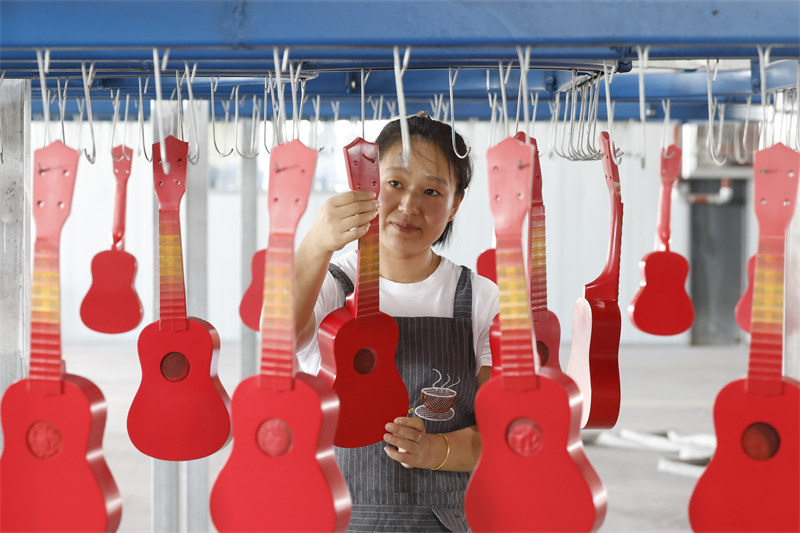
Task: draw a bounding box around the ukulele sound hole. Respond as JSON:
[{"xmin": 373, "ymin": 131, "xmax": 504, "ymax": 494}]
[
  {"xmin": 741, "ymin": 422, "xmax": 780, "ymax": 461},
  {"xmin": 26, "ymin": 420, "xmax": 62, "ymax": 459},
  {"xmin": 353, "ymin": 348, "xmax": 377, "ymax": 375},
  {"xmin": 257, "ymin": 418, "xmax": 292, "ymax": 457},
  {"xmin": 161, "ymin": 352, "xmax": 190, "ymax": 382},
  {"xmin": 506, "ymin": 418, "xmax": 543, "ymax": 457},
  {"xmin": 536, "ymin": 341, "xmax": 549, "ymax": 366}
]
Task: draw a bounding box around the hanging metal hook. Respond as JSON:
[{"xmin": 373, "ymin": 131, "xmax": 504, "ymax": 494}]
[
  {"xmin": 602, "ymin": 60, "xmax": 624, "ymax": 165},
  {"xmin": 393, "ymin": 45, "xmax": 411, "ymax": 166},
  {"xmin": 636, "ymin": 45, "xmax": 650, "ymax": 169},
  {"xmin": 311, "ymin": 94, "xmax": 323, "ymax": 151},
  {"xmin": 35, "ymin": 49, "xmax": 52, "ymax": 147},
  {"xmin": 183, "ymin": 61, "xmax": 200, "ymax": 164},
  {"xmin": 234, "ymin": 85, "xmax": 259, "ymax": 159},
  {"xmin": 110, "ymin": 89, "xmax": 126, "ymax": 161},
  {"xmin": 515, "ymin": 45, "xmax": 532, "ymax": 143},
  {"xmin": 210, "ymin": 76, "xmax": 233, "ymax": 157},
  {"xmin": 756, "ymin": 45, "xmax": 773, "ymax": 149},
  {"xmin": 496, "ymin": 60, "xmax": 514, "ymax": 137},
  {"xmin": 152, "ymin": 48, "xmax": 170, "ymax": 174},
  {"xmin": 733, "ymin": 95, "xmax": 753, "ymax": 164},
  {"xmin": 137, "ymin": 77, "xmax": 152, "ymax": 162},
  {"xmin": 705, "ymin": 59, "xmax": 727, "ymax": 165},
  {"xmin": 273, "ymin": 47, "xmax": 289, "ymax": 145},
  {"xmin": 448, "ymin": 67, "xmax": 471, "ymax": 157},
  {"xmin": 359, "ymin": 68, "xmax": 371, "ymax": 139},
  {"xmin": 80, "ymin": 60, "xmax": 97, "ymax": 164},
  {"xmin": 660, "ymin": 99, "xmax": 676, "ymax": 158}
]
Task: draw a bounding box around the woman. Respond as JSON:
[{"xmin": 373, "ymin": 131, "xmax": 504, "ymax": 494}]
[{"xmin": 295, "ymin": 113, "xmax": 498, "ymax": 532}]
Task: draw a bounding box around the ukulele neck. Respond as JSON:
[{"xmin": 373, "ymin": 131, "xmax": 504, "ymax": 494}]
[
  {"xmin": 353, "ymin": 221, "xmax": 380, "ymax": 321},
  {"xmin": 30, "ymin": 239, "xmax": 64, "ymax": 394},
  {"xmin": 655, "ymin": 177, "xmax": 674, "ymax": 251},
  {"xmin": 585, "ymin": 182, "xmax": 623, "ymax": 301},
  {"xmin": 496, "ymin": 237, "xmax": 539, "ymax": 392},
  {"xmin": 529, "ymin": 202, "xmax": 548, "ymax": 314},
  {"xmin": 158, "ymin": 207, "xmax": 188, "ymax": 331},
  {"xmin": 260, "ymin": 232, "xmax": 297, "ymax": 391},
  {"xmin": 747, "ymin": 235, "xmax": 786, "ymax": 396}
]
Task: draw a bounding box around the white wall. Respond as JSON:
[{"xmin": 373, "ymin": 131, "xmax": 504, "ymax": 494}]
[{"xmin": 34, "ymin": 117, "xmax": 699, "ymax": 347}]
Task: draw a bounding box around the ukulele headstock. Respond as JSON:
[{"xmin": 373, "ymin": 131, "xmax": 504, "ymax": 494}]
[
  {"xmin": 268, "ymin": 139, "xmax": 317, "ymax": 234},
  {"xmin": 32, "ymin": 141, "xmax": 80, "ymax": 241},
  {"xmin": 660, "ymin": 144, "xmax": 682, "ymax": 184},
  {"xmin": 753, "ymin": 143, "xmax": 800, "ymax": 237},
  {"xmin": 112, "ymin": 145, "xmax": 133, "ymax": 184},
  {"xmin": 487, "ymin": 136, "xmax": 533, "ymax": 238},
  {"xmin": 152, "ymin": 136, "xmax": 189, "ymax": 210},
  {"xmin": 344, "ymin": 137, "xmax": 380, "ymax": 195},
  {"xmin": 599, "ymin": 132, "xmax": 621, "ymax": 199}
]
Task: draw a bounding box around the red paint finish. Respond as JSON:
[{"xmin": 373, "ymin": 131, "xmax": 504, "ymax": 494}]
[
  {"xmin": 735, "ymin": 255, "xmax": 755, "ymax": 333},
  {"xmin": 0, "ymin": 141, "xmax": 121, "ymax": 531},
  {"xmin": 629, "ymin": 145, "xmax": 694, "ymax": 336},
  {"xmin": 318, "ymin": 138, "xmax": 408, "ymax": 448},
  {"xmin": 211, "ymin": 139, "xmax": 350, "ymax": 531},
  {"xmin": 466, "ymin": 136, "xmax": 606, "ymax": 532},
  {"xmin": 239, "ymin": 248, "xmax": 266, "ymax": 332},
  {"xmin": 690, "ymin": 143, "xmax": 800, "ymax": 532},
  {"xmin": 81, "ymin": 145, "xmax": 143, "ymax": 334},
  {"xmin": 127, "ymin": 137, "xmax": 231, "ymax": 460},
  {"xmin": 566, "ymin": 133, "xmax": 623, "ymax": 429}
]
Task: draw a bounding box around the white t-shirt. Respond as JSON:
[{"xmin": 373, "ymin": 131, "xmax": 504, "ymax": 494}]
[{"xmin": 296, "ymin": 251, "xmax": 499, "ymax": 376}]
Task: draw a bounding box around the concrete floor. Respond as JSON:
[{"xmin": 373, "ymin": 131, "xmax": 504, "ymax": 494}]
[{"xmin": 59, "ymin": 340, "xmax": 748, "ymax": 532}]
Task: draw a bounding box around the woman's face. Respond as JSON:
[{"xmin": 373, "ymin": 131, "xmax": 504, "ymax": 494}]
[{"xmin": 378, "ymin": 138, "xmax": 462, "ymax": 258}]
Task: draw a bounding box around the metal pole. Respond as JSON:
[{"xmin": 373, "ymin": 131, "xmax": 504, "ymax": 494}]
[
  {"xmin": 151, "ymin": 98, "xmax": 181, "ymax": 533},
  {"xmin": 0, "ymin": 80, "xmax": 31, "ymax": 453},
  {"xmin": 183, "ymin": 99, "xmax": 210, "ymax": 533},
  {"xmin": 240, "ymin": 118, "xmax": 259, "ymax": 380}
]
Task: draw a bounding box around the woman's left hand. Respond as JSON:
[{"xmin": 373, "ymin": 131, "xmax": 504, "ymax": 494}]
[{"xmin": 382, "ymin": 417, "xmax": 444, "ymax": 469}]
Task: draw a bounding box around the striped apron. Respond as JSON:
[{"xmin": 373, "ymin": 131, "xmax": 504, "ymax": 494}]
[{"xmin": 328, "ymin": 264, "xmax": 477, "ymax": 533}]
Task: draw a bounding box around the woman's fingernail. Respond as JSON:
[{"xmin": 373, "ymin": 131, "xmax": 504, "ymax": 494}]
[{"xmin": 385, "ymin": 423, "xmax": 394, "ymax": 431}]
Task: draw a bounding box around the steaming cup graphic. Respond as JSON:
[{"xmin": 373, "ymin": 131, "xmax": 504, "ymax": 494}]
[{"xmin": 414, "ymin": 370, "xmax": 460, "ymax": 421}]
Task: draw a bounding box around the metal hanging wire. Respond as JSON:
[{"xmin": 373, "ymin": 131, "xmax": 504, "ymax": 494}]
[
  {"xmin": 137, "ymin": 76, "xmax": 152, "ymax": 162},
  {"xmin": 448, "ymin": 67, "xmax": 471, "ymax": 158},
  {"xmin": 392, "ymin": 45, "xmax": 411, "ymax": 166},
  {"xmin": 152, "ymin": 48, "xmax": 170, "ymax": 173},
  {"xmin": 636, "ymin": 45, "xmax": 650, "ymax": 169},
  {"xmin": 705, "ymin": 58, "xmax": 727, "ymax": 166},
  {"xmin": 210, "ymin": 76, "xmax": 233, "ymax": 157},
  {"xmin": 80, "ymin": 60, "xmax": 97, "ymax": 164}
]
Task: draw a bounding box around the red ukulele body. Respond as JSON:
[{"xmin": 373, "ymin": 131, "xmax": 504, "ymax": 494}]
[
  {"xmin": 211, "ymin": 139, "xmax": 351, "ymax": 532},
  {"xmin": 689, "ymin": 143, "xmax": 800, "ymax": 533},
  {"xmin": 240, "ymin": 248, "xmax": 266, "ymax": 331},
  {"xmin": 317, "ymin": 137, "xmax": 408, "ymax": 448},
  {"xmin": 127, "ymin": 136, "xmax": 231, "ymax": 460},
  {"xmin": 81, "ymin": 145, "xmax": 143, "ymax": 334},
  {"xmin": 629, "ymin": 145, "xmax": 694, "ymax": 335},
  {"xmin": 566, "ymin": 132, "xmax": 623, "ymax": 429},
  {"xmin": 0, "ymin": 141, "xmax": 121, "ymax": 532},
  {"xmin": 465, "ymin": 136, "xmax": 606, "ymax": 532}
]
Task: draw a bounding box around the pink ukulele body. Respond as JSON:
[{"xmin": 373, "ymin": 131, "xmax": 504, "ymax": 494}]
[
  {"xmin": 465, "ymin": 136, "xmax": 606, "ymax": 532},
  {"xmin": 211, "ymin": 139, "xmax": 350, "ymax": 532},
  {"xmin": 318, "ymin": 137, "xmax": 408, "ymax": 448},
  {"xmin": 566, "ymin": 132, "xmax": 623, "ymax": 429},
  {"xmin": 240, "ymin": 248, "xmax": 267, "ymax": 331},
  {"xmin": 0, "ymin": 141, "xmax": 121, "ymax": 532},
  {"xmin": 689, "ymin": 143, "xmax": 800, "ymax": 532},
  {"xmin": 80, "ymin": 145, "xmax": 143, "ymax": 334},
  {"xmin": 629, "ymin": 145, "xmax": 694, "ymax": 335},
  {"xmin": 127, "ymin": 137, "xmax": 231, "ymax": 461}
]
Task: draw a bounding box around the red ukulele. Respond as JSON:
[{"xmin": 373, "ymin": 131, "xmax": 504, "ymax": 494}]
[
  {"xmin": 240, "ymin": 249, "xmax": 267, "ymax": 331},
  {"xmin": 689, "ymin": 142, "xmax": 800, "ymax": 533},
  {"xmin": 127, "ymin": 136, "xmax": 231, "ymax": 461},
  {"xmin": 528, "ymin": 136, "xmax": 562, "ymax": 373},
  {"xmin": 566, "ymin": 132, "xmax": 623, "ymax": 429},
  {"xmin": 210, "ymin": 139, "xmax": 351, "ymax": 532},
  {"xmin": 465, "ymin": 136, "xmax": 606, "ymax": 533},
  {"xmin": 317, "ymin": 137, "xmax": 408, "ymax": 448},
  {"xmin": 629, "ymin": 145, "xmax": 694, "ymax": 335},
  {"xmin": 81, "ymin": 145, "xmax": 144, "ymax": 333},
  {"xmin": 0, "ymin": 141, "xmax": 122, "ymax": 532}
]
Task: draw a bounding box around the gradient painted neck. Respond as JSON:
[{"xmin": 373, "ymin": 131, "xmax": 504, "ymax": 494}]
[
  {"xmin": 746, "ymin": 236, "xmax": 786, "ymax": 396},
  {"xmin": 496, "ymin": 235, "xmax": 539, "ymax": 392},
  {"xmin": 259, "ymin": 232, "xmax": 297, "ymax": 391},
  {"xmin": 112, "ymin": 172, "xmax": 128, "ymax": 250},
  {"xmin": 353, "ymin": 220, "xmax": 380, "ymax": 321},
  {"xmin": 158, "ymin": 207, "xmax": 188, "ymax": 331},
  {"xmin": 30, "ymin": 239, "xmax": 64, "ymax": 394},
  {"xmin": 529, "ymin": 201, "xmax": 548, "ymax": 314}
]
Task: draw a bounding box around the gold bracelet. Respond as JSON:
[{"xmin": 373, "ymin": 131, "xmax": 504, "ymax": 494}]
[{"xmin": 431, "ymin": 433, "xmax": 450, "ymax": 471}]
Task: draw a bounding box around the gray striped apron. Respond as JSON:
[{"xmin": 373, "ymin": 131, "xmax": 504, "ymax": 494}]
[{"xmin": 328, "ymin": 264, "xmax": 477, "ymax": 533}]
